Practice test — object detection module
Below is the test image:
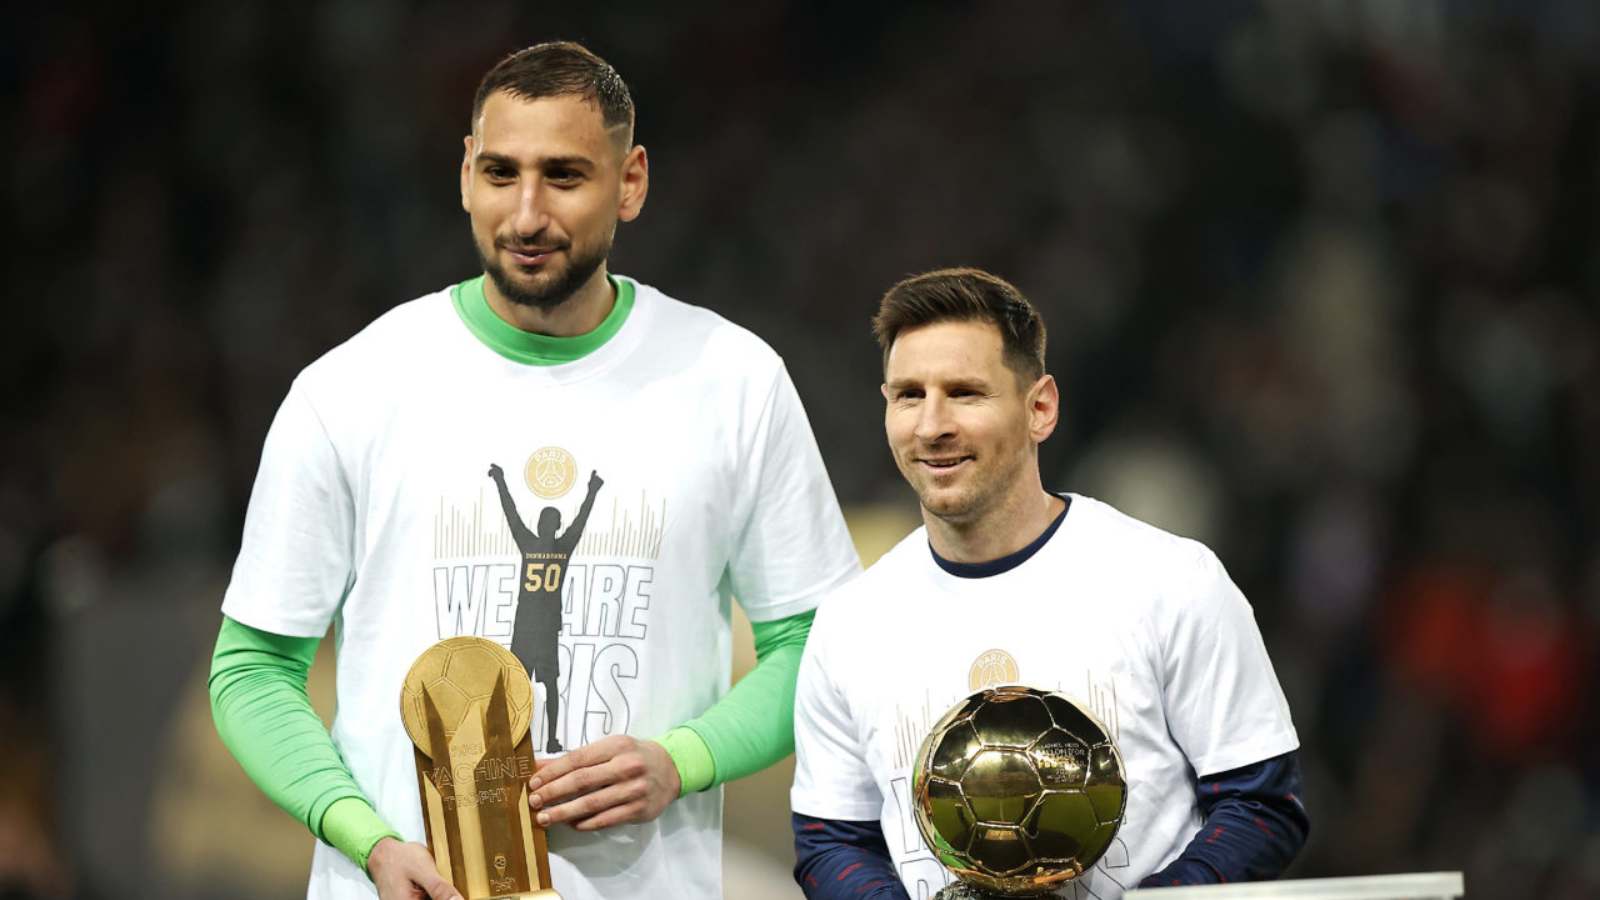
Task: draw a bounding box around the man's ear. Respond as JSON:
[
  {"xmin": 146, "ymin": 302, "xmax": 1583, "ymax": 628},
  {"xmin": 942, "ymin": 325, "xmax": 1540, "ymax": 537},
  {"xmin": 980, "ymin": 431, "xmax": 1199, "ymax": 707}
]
[
  {"xmin": 460, "ymin": 134, "xmax": 475, "ymax": 212},
  {"xmin": 617, "ymin": 144, "xmax": 649, "ymax": 222},
  {"xmin": 1028, "ymin": 374, "xmax": 1059, "ymax": 444}
]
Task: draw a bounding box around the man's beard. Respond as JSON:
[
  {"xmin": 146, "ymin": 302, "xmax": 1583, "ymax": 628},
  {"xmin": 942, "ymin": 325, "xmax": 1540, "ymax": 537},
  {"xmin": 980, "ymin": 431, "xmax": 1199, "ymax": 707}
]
[
  {"xmin": 905, "ymin": 444, "xmax": 1025, "ymax": 527},
  {"xmin": 478, "ymin": 235, "xmax": 610, "ymax": 311}
]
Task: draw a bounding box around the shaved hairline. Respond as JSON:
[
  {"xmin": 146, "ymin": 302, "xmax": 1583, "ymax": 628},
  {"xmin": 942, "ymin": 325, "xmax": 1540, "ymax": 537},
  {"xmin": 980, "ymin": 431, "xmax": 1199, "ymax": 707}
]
[{"xmin": 468, "ymin": 89, "xmax": 637, "ymax": 159}]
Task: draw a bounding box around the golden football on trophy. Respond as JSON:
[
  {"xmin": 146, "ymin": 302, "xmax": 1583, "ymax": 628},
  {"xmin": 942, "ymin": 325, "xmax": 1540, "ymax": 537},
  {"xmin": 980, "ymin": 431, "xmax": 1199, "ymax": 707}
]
[{"xmin": 913, "ymin": 685, "xmax": 1126, "ymax": 898}]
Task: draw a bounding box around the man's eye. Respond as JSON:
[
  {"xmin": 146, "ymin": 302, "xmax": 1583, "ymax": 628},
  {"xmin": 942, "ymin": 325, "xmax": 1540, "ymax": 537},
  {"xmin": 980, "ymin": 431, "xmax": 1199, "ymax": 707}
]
[
  {"xmin": 548, "ymin": 170, "xmax": 582, "ymax": 185},
  {"xmin": 486, "ymin": 166, "xmax": 515, "ymax": 181}
]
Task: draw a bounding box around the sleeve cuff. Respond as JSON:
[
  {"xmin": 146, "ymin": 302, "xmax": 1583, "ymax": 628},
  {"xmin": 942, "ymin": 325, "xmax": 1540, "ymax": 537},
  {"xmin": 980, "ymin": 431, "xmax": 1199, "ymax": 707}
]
[
  {"xmin": 657, "ymin": 726, "xmax": 716, "ymax": 796},
  {"xmin": 319, "ymin": 796, "xmax": 402, "ymax": 875},
  {"xmin": 1189, "ymin": 730, "xmax": 1301, "ymax": 779}
]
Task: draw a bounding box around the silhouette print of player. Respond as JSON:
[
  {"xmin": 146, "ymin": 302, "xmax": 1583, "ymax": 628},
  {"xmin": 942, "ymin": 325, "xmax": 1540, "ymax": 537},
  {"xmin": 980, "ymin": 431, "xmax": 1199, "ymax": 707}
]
[{"xmin": 488, "ymin": 462, "xmax": 602, "ymax": 752}]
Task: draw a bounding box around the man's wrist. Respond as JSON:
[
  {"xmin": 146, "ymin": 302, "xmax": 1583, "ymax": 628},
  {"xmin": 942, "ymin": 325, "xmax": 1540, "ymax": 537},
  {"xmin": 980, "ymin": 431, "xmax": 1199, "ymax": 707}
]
[
  {"xmin": 319, "ymin": 796, "xmax": 403, "ymax": 875},
  {"xmin": 1138, "ymin": 857, "xmax": 1224, "ymax": 887},
  {"xmin": 656, "ymin": 726, "xmax": 715, "ymax": 795},
  {"xmin": 366, "ymin": 835, "xmax": 402, "ymax": 871}
]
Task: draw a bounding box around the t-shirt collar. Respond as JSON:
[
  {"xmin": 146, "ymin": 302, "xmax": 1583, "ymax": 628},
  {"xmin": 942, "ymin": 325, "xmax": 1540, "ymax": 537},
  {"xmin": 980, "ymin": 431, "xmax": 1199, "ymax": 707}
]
[
  {"xmin": 451, "ymin": 273, "xmax": 635, "ymax": 365},
  {"xmin": 929, "ymin": 494, "xmax": 1073, "ymax": 578}
]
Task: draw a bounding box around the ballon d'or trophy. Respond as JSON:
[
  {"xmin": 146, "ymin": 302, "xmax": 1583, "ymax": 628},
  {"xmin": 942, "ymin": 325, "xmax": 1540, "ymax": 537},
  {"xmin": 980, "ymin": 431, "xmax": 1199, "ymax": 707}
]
[
  {"xmin": 401, "ymin": 637, "xmax": 561, "ymax": 899},
  {"xmin": 913, "ymin": 685, "xmax": 1127, "ymax": 899}
]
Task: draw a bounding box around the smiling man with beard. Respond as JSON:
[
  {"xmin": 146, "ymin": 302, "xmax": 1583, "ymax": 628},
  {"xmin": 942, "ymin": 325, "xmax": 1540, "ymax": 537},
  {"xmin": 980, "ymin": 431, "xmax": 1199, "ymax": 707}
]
[
  {"xmin": 789, "ymin": 269, "xmax": 1309, "ymax": 899},
  {"xmin": 208, "ymin": 41, "xmax": 858, "ymax": 900}
]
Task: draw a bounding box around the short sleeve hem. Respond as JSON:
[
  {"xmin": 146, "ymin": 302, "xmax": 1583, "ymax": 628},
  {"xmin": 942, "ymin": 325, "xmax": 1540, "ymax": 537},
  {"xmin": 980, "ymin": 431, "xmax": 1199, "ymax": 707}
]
[
  {"xmin": 1187, "ymin": 729, "xmax": 1301, "ymax": 779},
  {"xmin": 220, "ymin": 599, "xmax": 334, "ymax": 640},
  {"xmin": 741, "ymin": 562, "xmax": 857, "ymax": 624},
  {"xmin": 789, "ymin": 790, "xmax": 883, "ymax": 824}
]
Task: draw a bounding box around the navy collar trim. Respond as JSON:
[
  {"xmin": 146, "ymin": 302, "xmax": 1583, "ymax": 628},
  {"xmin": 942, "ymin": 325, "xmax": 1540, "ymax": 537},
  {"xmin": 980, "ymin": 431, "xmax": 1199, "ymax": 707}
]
[{"xmin": 930, "ymin": 495, "xmax": 1072, "ymax": 579}]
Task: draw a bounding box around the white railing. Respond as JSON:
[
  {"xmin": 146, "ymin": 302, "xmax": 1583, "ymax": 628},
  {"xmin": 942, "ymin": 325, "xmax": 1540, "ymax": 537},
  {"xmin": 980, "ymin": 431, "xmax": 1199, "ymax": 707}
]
[{"xmin": 1123, "ymin": 871, "xmax": 1465, "ymax": 900}]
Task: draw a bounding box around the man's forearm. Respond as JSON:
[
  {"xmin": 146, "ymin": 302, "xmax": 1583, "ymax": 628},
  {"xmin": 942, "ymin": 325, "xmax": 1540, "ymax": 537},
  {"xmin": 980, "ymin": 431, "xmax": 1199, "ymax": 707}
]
[
  {"xmin": 208, "ymin": 615, "xmax": 400, "ymax": 872},
  {"xmin": 793, "ymin": 813, "xmax": 908, "ymax": 900},
  {"xmin": 492, "ymin": 472, "xmax": 520, "ymax": 522},
  {"xmin": 663, "ymin": 610, "xmax": 815, "ymax": 791},
  {"xmin": 1139, "ymin": 751, "xmax": 1309, "ymax": 887}
]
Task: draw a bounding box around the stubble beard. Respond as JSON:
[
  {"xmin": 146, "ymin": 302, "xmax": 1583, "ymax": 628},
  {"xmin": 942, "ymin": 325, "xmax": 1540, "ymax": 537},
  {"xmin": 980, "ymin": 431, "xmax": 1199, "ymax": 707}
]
[
  {"xmin": 478, "ymin": 233, "xmax": 611, "ymax": 311},
  {"xmin": 919, "ymin": 480, "xmax": 986, "ymax": 528},
  {"xmin": 909, "ymin": 447, "xmax": 1027, "ymax": 531}
]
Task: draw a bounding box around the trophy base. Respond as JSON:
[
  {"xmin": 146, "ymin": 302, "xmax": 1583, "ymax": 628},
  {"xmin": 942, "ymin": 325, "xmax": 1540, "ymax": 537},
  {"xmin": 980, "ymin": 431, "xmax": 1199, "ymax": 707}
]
[
  {"xmin": 934, "ymin": 885, "xmax": 1037, "ymax": 900},
  {"xmin": 485, "ymin": 892, "xmax": 562, "ymax": 899}
]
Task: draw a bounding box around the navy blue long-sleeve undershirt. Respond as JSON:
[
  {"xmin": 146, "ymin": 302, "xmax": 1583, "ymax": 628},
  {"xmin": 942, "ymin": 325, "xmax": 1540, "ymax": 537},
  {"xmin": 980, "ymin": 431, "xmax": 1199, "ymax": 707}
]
[
  {"xmin": 793, "ymin": 751, "xmax": 1308, "ymax": 898},
  {"xmin": 794, "ymin": 814, "xmax": 908, "ymax": 899},
  {"xmin": 1136, "ymin": 751, "xmax": 1309, "ymax": 888}
]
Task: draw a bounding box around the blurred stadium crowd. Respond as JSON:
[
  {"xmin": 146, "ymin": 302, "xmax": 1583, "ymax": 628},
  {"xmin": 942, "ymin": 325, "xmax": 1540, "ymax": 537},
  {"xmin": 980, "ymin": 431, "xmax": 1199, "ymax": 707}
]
[{"xmin": 4, "ymin": 2, "xmax": 1598, "ymax": 898}]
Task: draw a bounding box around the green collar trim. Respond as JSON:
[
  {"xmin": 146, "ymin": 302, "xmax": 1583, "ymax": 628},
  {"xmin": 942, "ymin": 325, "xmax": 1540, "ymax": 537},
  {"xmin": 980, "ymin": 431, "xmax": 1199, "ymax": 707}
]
[{"xmin": 451, "ymin": 274, "xmax": 635, "ymax": 365}]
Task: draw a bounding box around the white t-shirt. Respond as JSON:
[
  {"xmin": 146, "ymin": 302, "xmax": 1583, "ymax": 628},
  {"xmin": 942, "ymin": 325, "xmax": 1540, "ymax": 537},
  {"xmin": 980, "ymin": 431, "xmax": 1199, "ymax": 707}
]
[
  {"xmin": 223, "ymin": 275, "xmax": 859, "ymax": 900},
  {"xmin": 791, "ymin": 495, "xmax": 1298, "ymax": 900}
]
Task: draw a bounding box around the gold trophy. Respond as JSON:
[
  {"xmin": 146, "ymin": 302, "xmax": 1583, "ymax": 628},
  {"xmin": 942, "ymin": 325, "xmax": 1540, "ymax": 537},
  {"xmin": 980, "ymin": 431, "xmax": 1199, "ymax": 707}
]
[
  {"xmin": 400, "ymin": 637, "xmax": 561, "ymax": 899},
  {"xmin": 914, "ymin": 686, "xmax": 1126, "ymax": 899}
]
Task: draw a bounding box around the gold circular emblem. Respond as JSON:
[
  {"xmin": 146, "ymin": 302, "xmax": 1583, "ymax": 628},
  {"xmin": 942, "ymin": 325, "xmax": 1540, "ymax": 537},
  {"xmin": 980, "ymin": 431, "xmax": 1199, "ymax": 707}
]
[
  {"xmin": 968, "ymin": 649, "xmax": 1020, "ymax": 691},
  {"xmin": 399, "ymin": 637, "xmax": 533, "ymax": 759},
  {"xmin": 524, "ymin": 446, "xmax": 577, "ymax": 499}
]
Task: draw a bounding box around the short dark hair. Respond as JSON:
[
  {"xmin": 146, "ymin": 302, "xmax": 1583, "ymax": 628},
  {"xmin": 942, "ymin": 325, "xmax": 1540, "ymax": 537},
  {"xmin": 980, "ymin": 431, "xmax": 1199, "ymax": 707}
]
[
  {"xmin": 471, "ymin": 41, "xmax": 634, "ymax": 135},
  {"xmin": 873, "ymin": 268, "xmax": 1046, "ymax": 382}
]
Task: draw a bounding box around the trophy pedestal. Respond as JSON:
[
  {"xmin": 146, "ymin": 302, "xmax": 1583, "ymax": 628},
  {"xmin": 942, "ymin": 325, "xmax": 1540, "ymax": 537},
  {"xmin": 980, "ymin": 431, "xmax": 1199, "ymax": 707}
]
[{"xmin": 934, "ymin": 885, "xmax": 1032, "ymax": 900}]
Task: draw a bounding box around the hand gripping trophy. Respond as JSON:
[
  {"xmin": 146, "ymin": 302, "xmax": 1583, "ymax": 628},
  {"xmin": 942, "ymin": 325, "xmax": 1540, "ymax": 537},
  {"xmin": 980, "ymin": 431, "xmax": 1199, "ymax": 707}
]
[
  {"xmin": 400, "ymin": 637, "xmax": 562, "ymax": 899},
  {"xmin": 913, "ymin": 686, "xmax": 1127, "ymax": 900}
]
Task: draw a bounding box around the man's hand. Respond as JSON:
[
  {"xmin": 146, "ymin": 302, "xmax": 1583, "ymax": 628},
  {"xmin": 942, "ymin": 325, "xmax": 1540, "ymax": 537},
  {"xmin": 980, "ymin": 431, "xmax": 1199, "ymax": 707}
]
[
  {"xmin": 527, "ymin": 735, "xmax": 680, "ymax": 831},
  {"xmin": 588, "ymin": 470, "xmax": 603, "ymax": 491},
  {"xmin": 367, "ymin": 837, "xmax": 460, "ymax": 900},
  {"xmin": 488, "ymin": 463, "xmax": 504, "ymax": 481}
]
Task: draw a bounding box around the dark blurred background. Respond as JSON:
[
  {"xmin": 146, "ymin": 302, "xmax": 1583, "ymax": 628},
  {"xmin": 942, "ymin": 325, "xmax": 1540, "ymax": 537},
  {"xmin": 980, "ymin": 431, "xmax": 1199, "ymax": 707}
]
[{"xmin": 4, "ymin": 1, "xmax": 1598, "ymax": 898}]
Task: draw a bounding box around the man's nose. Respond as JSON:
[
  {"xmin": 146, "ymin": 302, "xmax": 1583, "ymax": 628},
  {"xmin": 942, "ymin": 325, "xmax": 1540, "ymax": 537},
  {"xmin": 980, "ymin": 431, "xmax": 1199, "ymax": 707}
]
[
  {"xmin": 913, "ymin": 396, "xmax": 954, "ymax": 442},
  {"xmin": 512, "ymin": 182, "xmax": 552, "ymax": 236}
]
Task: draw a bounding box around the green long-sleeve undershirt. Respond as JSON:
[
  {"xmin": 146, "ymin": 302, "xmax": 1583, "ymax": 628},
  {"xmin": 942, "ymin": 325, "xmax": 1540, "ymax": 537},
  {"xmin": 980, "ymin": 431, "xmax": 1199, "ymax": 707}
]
[{"xmin": 208, "ymin": 609, "xmax": 814, "ymax": 873}]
